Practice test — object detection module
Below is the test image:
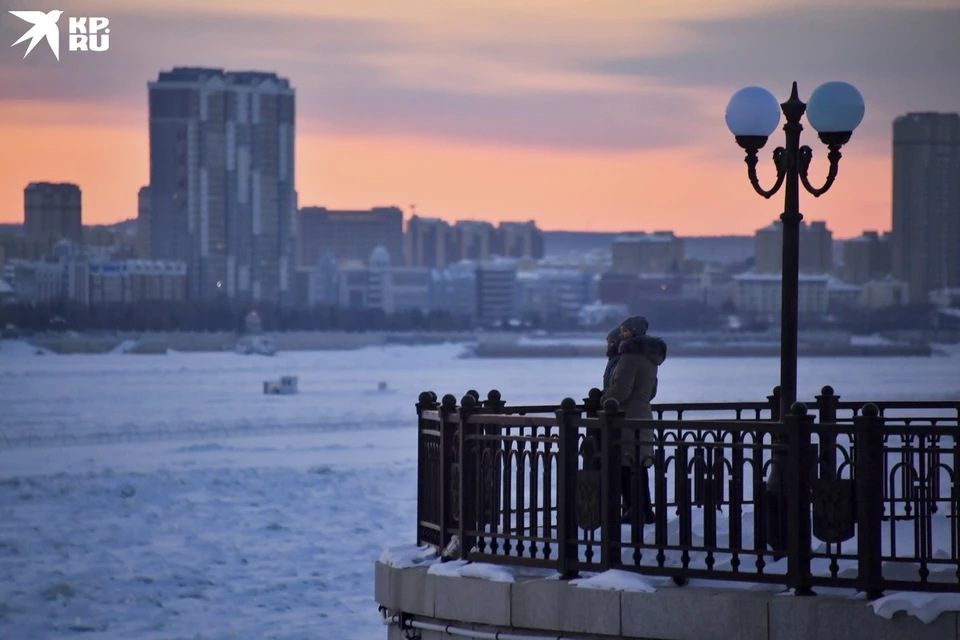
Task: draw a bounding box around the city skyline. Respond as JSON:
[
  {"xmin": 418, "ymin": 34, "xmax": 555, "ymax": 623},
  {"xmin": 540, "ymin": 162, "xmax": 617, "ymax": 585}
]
[{"xmin": 0, "ymin": 0, "xmax": 958, "ymax": 236}]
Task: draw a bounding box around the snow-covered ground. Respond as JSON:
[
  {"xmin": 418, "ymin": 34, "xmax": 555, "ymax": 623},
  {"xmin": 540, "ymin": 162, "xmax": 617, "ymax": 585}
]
[{"xmin": 1, "ymin": 341, "xmax": 958, "ymax": 638}]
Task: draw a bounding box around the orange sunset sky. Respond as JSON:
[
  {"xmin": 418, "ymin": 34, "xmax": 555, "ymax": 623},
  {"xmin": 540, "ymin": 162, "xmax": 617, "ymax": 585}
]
[{"xmin": 0, "ymin": 0, "xmax": 957, "ymax": 237}]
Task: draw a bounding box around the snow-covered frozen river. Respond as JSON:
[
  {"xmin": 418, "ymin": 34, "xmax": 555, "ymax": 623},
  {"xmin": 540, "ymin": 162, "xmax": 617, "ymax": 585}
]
[{"xmin": 1, "ymin": 341, "xmax": 957, "ymax": 639}]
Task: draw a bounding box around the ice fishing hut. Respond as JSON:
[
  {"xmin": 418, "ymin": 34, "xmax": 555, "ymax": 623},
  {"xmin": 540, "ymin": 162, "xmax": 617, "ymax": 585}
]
[{"xmin": 263, "ymin": 376, "xmax": 299, "ymax": 395}]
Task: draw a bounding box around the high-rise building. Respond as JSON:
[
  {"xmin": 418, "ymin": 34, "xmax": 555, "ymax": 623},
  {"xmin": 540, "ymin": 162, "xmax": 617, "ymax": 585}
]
[
  {"xmin": 148, "ymin": 67, "xmax": 296, "ymax": 304},
  {"xmin": 842, "ymin": 231, "xmax": 891, "ymax": 284},
  {"xmin": 136, "ymin": 186, "xmax": 151, "ymax": 259},
  {"xmin": 495, "ymin": 221, "xmax": 545, "ymax": 259},
  {"xmin": 892, "ymin": 113, "xmax": 960, "ymax": 303},
  {"xmin": 753, "ymin": 220, "xmax": 833, "ymax": 274},
  {"xmin": 297, "ymin": 207, "xmax": 404, "ymax": 268},
  {"xmin": 451, "ymin": 221, "xmax": 496, "ymax": 262},
  {"xmin": 406, "ymin": 216, "xmax": 453, "ymax": 268},
  {"xmin": 611, "ymin": 232, "xmax": 684, "ymax": 275},
  {"xmin": 23, "ymin": 182, "xmax": 82, "ymax": 258}
]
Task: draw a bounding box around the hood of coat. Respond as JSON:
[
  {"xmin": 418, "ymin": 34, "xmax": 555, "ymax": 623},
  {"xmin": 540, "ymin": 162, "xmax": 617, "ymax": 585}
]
[{"xmin": 619, "ymin": 335, "xmax": 667, "ymax": 365}]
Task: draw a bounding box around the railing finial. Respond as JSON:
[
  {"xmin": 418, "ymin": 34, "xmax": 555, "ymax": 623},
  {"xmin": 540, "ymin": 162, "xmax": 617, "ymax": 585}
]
[
  {"xmin": 461, "ymin": 394, "xmax": 477, "ymax": 410},
  {"xmin": 862, "ymin": 403, "xmax": 880, "ymax": 418},
  {"xmin": 441, "ymin": 394, "xmax": 457, "ymax": 409},
  {"xmin": 790, "ymin": 401, "xmax": 808, "ymax": 416}
]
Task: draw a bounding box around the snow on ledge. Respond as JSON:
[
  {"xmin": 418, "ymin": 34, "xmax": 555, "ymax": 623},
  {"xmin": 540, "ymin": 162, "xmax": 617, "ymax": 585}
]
[
  {"xmin": 869, "ymin": 592, "xmax": 960, "ymax": 624},
  {"xmin": 571, "ymin": 570, "xmax": 657, "ymax": 593},
  {"xmin": 378, "ymin": 544, "xmax": 441, "ymax": 569},
  {"xmin": 428, "ymin": 560, "xmax": 517, "ymax": 583}
]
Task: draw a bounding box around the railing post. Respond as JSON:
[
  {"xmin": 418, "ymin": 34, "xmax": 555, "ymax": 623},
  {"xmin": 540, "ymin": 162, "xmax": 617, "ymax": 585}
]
[
  {"xmin": 438, "ymin": 393, "xmax": 459, "ymax": 558},
  {"xmin": 458, "ymin": 394, "xmax": 480, "ymax": 561},
  {"xmin": 416, "ymin": 390, "xmax": 438, "ymax": 547},
  {"xmin": 583, "ymin": 388, "xmax": 602, "ymax": 418},
  {"xmin": 786, "ymin": 402, "xmax": 815, "ymax": 595},
  {"xmin": 481, "ymin": 390, "xmax": 504, "ymax": 531},
  {"xmin": 555, "ymin": 397, "xmax": 581, "ymax": 579},
  {"xmin": 768, "ymin": 385, "xmax": 782, "ymax": 421},
  {"xmin": 815, "ymin": 385, "xmax": 840, "ymax": 482},
  {"xmin": 598, "ymin": 399, "xmax": 623, "ymax": 572},
  {"xmin": 855, "ymin": 403, "xmax": 884, "ymax": 600},
  {"xmin": 765, "ymin": 385, "xmax": 788, "ymax": 557}
]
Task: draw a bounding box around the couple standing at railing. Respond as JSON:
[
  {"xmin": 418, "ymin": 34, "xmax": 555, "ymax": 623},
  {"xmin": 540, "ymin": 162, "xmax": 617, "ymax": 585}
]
[{"xmin": 600, "ymin": 315, "xmax": 668, "ymax": 526}]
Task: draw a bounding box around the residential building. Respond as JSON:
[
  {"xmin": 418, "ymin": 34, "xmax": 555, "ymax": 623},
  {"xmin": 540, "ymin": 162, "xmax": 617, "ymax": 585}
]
[
  {"xmin": 611, "ymin": 232, "xmax": 684, "ymax": 275},
  {"xmin": 298, "ymin": 206, "xmax": 403, "ymax": 268},
  {"xmin": 842, "ymin": 231, "xmax": 891, "ymax": 284},
  {"xmin": 732, "ymin": 272, "xmax": 830, "ymax": 317},
  {"xmin": 860, "ymin": 276, "xmax": 910, "ymax": 309},
  {"xmin": 430, "ymin": 261, "xmax": 477, "ymax": 318},
  {"xmin": 137, "ymin": 186, "xmax": 151, "ymax": 259},
  {"xmin": 515, "ymin": 268, "xmax": 592, "ymax": 324},
  {"xmin": 754, "ymin": 220, "xmax": 833, "ymax": 274},
  {"xmin": 406, "ymin": 216, "xmax": 453, "ymax": 268},
  {"xmin": 148, "ymin": 67, "xmax": 296, "ymax": 305},
  {"xmin": 335, "ymin": 246, "xmax": 430, "ymax": 313},
  {"xmin": 892, "ymin": 112, "xmax": 960, "ymax": 302},
  {"xmin": 451, "ymin": 221, "xmax": 496, "ymax": 262},
  {"xmin": 23, "ymin": 182, "xmax": 82, "ymax": 258},
  {"xmin": 475, "ymin": 259, "xmax": 518, "ymax": 325},
  {"xmin": 495, "ymin": 221, "xmax": 545, "ymax": 259}
]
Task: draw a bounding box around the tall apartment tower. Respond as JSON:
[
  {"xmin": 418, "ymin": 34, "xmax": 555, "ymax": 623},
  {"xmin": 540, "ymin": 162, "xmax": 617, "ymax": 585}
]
[
  {"xmin": 23, "ymin": 182, "xmax": 82, "ymax": 258},
  {"xmin": 148, "ymin": 67, "xmax": 296, "ymax": 304},
  {"xmin": 892, "ymin": 113, "xmax": 960, "ymax": 303},
  {"xmin": 136, "ymin": 186, "xmax": 151, "ymax": 259},
  {"xmin": 406, "ymin": 216, "xmax": 453, "ymax": 268}
]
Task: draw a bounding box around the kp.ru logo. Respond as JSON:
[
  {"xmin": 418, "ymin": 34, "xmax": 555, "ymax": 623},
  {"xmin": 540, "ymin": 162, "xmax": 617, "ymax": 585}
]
[{"xmin": 9, "ymin": 9, "xmax": 110, "ymax": 60}]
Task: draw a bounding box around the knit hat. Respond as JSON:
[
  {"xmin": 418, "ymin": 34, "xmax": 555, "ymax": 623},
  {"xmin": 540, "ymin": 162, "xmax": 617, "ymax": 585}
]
[
  {"xmin": 620, "ymin": 316, "xmax": 649, "ymax": 336},
  {"xmin": 606, "ymin": 327, "xmax": 621, "ymax": 343}
]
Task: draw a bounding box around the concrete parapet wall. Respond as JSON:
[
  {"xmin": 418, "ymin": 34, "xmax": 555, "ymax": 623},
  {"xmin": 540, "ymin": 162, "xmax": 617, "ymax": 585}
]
[{"xmin": 375, "ymin": 562, "xmax": 958, "ymax": 640}]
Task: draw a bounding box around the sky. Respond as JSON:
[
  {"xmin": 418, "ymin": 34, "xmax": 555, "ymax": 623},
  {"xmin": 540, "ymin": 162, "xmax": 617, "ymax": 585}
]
[{"xmin": 0, "ymin": 0, "xmax": 957, "ymax": 237}]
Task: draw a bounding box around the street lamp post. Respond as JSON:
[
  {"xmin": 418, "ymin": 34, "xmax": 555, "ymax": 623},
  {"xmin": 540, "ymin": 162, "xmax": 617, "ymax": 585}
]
[{"xmin": 725, "ymin": 81, "xmax": 865, "ymax": 418}]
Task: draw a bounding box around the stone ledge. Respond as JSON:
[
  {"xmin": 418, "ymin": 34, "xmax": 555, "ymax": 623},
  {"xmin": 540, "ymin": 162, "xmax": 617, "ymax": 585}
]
[{"xmin": 375, "ymin": 562, "xmax": 960, "ymax": 640}]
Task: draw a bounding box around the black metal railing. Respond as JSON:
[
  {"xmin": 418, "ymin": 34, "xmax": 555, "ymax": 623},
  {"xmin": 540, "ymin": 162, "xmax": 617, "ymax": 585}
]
[{"xmin": 414, "ymin": 387, "xmax": 960, "ymax": 598}]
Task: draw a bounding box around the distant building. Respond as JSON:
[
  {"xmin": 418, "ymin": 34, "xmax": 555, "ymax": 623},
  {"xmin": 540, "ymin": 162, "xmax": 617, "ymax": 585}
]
[
  {"xmin": 892, "ymin": 112, "xmax": 960, "ymax": 302},
  {"xmin": 23, "ymin": 182, "xmax": 82, "ymax": 259},
  {"xmin": 732, "ymin": 272, "xmax": 830, "ymax": 317},
  {"xmin": 406, "ymin": 218, "xmax": 545, "ymax": 267},
  {"xmin": 298, "ymin": 207, "xmax": 404, "ymax": 268},
  {"xmin": 406, "ymin": 216, "xmax": 453, "ymax": 268},
  {"xmin": 842, "ymin": 231, "xmax": 891, "ymax": 284},
  {"xmin": 495, "ymin": 221, "xmax": 545, "ymax": 260},
  {"xmin": 475, "ymin": 259, "xmax": 518, "ymax": 325},
  {"xmin": 148, "ymin": 67, "xmax": 297, "ymax": 305},
  {"xmin": 336, "ymin": 246, "xmax": 431, "ymax": 314},
  {"xmin": 87, "ymin": 260, "xmax": 188, "ymax": 305},
  {"xmin": 610, "ymin": 232, "xmax": 684, "ymax": 275},
  {"xmin": 452, "ymin": 221, "xmax": 496, "ymax": 262},
  {"xmin": 754, "ymin": 220, "xmax": 832, "ymax": 274},
  {"xmin": 296, "ymin": 252, "xmax": 339, "ymax": 308},
  {"xmin": 516, "ymin": 268, "xmax": 592, "ymax": 324},
  {"xmin": 137, "ymin": 186, "xmax": 151, "ymax": 259},
  {"xmin": 860, "ymin": 276, "xmax": 909, "ymax": 309}
]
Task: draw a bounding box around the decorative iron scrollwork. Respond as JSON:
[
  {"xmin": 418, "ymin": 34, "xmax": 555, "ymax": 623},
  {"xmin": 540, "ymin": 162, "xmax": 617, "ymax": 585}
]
[
  {"xmin": 811, "ymin": 478, "xmax": 855, "ymax": 543},
  {"xmin": 450, "ymin": 462, "xmax": 460, "ymax": 523},
  {"xmin": 576, "ymin": 469, "xmax": 601, "ymax": 531}
]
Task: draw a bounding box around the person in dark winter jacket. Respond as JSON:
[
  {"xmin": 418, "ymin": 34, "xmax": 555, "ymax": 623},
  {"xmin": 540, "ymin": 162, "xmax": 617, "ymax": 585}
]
[
  {"xmin": 602, "ymin": 327, "xmax": 621, "ymax": 392},
  {"xmin": 601, "ymin": 315, "xmax": 668, "ymax": 524}
]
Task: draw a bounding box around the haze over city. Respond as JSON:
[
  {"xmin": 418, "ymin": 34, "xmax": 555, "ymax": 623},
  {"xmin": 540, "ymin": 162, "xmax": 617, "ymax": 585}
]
[{"xmin": 1, "ymin": 0, "xmax": 957, "ymax": 236}]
